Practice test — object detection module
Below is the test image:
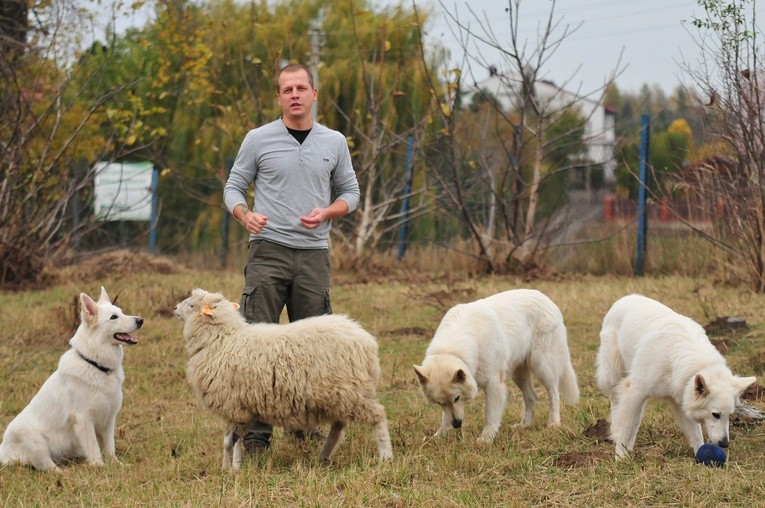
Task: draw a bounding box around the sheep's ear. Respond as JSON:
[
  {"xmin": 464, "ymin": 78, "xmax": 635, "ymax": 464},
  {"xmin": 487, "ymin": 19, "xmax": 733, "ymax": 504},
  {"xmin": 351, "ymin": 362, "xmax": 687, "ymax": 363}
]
[
  {"xmin": 232, "ymin": 302, "xmax": 240, "ymax": 310},
  {"xmin": 200, "ymin": 305, "xmax": 214, "ymax": 316}
]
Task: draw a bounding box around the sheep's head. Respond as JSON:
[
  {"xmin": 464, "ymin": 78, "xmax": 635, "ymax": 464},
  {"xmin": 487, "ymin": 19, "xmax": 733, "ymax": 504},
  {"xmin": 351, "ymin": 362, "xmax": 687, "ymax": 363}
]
[{"xmin": 174, "ymin": 288, "xmax": 237, "ymax": 322}]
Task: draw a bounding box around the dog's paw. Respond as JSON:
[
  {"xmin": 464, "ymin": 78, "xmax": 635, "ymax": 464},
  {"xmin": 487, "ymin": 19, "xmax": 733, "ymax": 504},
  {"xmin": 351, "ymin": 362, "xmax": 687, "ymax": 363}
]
[
  {"xmin": 477, "ymin": 430, "xmax": 497, "ymax": 444},
  {"xmin": 614, "ymin": 444, "xmax": 631, "ymax": 461}
]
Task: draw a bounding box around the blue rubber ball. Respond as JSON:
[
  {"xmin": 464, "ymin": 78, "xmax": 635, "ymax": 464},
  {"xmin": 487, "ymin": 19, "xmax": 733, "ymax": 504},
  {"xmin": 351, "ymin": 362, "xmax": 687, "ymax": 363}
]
[{"xmin": 695, "ymin": 444, "xmax": 727, "ymax": 467}]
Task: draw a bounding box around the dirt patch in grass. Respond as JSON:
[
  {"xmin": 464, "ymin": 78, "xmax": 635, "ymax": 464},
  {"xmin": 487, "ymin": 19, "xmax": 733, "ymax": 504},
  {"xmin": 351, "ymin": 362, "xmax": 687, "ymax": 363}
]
[
  {"xmin": 382, "ymin": 327, "xmax": 430, "ymax": 338},
  {"xmin": 583, "ymin": 418, "xmax": 612, "ymax": 443},
  {"xmin": 50, "ymin": 249, "xmax": 183, "ymax": 284},
  {"xmin": 704, "ymin": 316, "xmax": 749, "ymax": 336},
  {"xmin": 554, "ymin": 450, "xmax": 611, "ymax": 468}
]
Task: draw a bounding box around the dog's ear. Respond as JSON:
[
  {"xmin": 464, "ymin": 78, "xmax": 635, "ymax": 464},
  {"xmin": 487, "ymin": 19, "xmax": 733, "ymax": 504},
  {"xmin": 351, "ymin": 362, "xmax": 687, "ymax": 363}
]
[
  {"xmin": 80, "ymin": 293, "xmax": 99, "ymax": 324},
  {"xmin": 734, "ymin": 375, "xmax": 757, "ymax": 396},
  {"xmin": 98, "ymin": 286, "xmax": 110, "ymax": 304},
  {"xmin": 413, "ymin": 365, "xmax": 428, "ymax": 386},
  {"xmin": 452, "ymin": 369, "xmax": 466, "ymax": 384},
  {"xmin": 694, "ymin": 374, "xmax": 709, "ymax": 397}
]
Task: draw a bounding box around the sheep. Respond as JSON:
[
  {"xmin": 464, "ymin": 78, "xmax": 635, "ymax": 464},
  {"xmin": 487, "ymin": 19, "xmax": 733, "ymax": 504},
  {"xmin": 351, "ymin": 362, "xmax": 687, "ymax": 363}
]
[{"xmin": 174, "ymin": 288, "xmax": 393, "ymax": 470}]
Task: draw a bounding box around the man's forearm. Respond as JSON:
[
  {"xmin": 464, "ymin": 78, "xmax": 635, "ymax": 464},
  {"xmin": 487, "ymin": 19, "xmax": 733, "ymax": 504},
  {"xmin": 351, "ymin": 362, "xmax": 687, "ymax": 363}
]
[
  {"xmin": 324, "ymin": 199, "xmax": 350, "ymax": 220},
  {"xmin": 233, "ymin": 203, "xmax": 248, "ymax": 222}
]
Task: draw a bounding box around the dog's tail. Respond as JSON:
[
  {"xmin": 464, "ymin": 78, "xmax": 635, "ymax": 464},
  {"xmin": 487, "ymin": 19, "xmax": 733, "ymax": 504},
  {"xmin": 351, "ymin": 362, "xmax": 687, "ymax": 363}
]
[
  {"xmin": 560, "ymin": 356, "xmax": 580, "ymax": 404},
  {"xmin": 595, "ymin": 324, "xmax": 625, "ymax": 392}
]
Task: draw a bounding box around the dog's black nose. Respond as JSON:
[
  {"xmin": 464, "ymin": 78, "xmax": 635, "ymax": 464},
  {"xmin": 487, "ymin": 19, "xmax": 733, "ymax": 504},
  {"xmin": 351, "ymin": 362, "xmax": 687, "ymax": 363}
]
[
  {"xmin": 452, "ymin": 419, "xmax": 462, "ymax": 429},
  {"xmin": 136, "ymin": 317, "xmax": 144, "ymax": 328},
  {"xmin": 718, "ymin": 437, "xmax": 729, "ymax": 448}
]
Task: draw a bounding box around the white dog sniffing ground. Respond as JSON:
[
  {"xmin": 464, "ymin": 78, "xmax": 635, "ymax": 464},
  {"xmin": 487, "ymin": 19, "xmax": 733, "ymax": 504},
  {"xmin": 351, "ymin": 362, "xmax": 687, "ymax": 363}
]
[
  {"xmin": 596, "ymin": 294, "xmax": 756, "ymax": 460},
  {"xmin": 414, "ymin": 289, "xmax": 579, "ymax": 443},
  {"xmin": 0, "ymin": 287, "xmax": 142, "ymax": 471}
]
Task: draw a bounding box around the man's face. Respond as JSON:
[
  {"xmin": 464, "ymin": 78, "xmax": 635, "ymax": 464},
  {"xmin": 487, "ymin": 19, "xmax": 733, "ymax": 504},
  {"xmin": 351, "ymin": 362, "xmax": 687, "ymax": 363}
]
[{"xmin": 276, "ymin": 69, "xmax": 317, "ymax": 122}]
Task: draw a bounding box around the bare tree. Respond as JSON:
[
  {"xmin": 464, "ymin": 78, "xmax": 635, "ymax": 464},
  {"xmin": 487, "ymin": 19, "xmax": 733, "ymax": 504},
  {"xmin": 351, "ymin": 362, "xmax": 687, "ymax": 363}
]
[
  {"xmin": 683, "ymin": 0, "xmax": 765, "ymax": 291},
  {"xmin": 0, "ymin": 1, "xmax": 143, "ymax": 288},
  {"xmin": 419, "ymin": 0, "xmax": 621, "ymax": 274}
]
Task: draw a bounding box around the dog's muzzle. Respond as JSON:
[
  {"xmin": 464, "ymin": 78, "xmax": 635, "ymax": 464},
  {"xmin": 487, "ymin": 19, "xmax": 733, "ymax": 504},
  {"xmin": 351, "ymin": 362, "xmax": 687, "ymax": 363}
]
[{"xmin": 452, "ymin": 419, "xmax": 462, "ymax": 429}]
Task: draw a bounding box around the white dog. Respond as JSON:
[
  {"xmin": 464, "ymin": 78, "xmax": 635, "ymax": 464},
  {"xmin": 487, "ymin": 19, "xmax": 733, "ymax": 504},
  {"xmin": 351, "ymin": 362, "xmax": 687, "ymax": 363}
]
[
  {"xmin": 414, "ymin": 289, "xmax": 579, "ymax": 443},
  {"xmin": 596, "ymin": 294, "xmax": 756, "ymax": 459},
  {"xmin": 0, "ymin": 287, "xmax": 142, "ymax": 471}
]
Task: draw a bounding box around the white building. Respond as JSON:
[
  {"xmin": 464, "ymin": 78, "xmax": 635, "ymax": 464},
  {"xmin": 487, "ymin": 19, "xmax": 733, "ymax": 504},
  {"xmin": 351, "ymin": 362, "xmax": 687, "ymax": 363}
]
[{"xmin": 464, "ymin": 73, "xmax": 617, "ymax": 183}]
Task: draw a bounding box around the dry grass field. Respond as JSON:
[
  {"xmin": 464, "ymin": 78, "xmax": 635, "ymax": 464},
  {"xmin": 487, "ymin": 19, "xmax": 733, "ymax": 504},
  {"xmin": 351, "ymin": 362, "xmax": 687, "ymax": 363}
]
[{"xmin": 0, "ymin": 252, "xmax": 764, "ymax": 507}]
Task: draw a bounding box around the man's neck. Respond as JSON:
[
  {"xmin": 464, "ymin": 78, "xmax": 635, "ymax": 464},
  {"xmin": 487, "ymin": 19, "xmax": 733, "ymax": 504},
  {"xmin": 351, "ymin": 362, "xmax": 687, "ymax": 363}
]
[{"xmin": 282, "ymin": 117, "xmax": 313, "ymax": 131}]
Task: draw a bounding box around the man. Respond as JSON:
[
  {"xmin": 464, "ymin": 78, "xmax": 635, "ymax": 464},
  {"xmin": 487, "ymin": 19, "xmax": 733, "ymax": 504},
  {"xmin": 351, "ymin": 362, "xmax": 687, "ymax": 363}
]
[{"xmin": 223, "ymin": 63, "xmax": 360, "ymax": 453}]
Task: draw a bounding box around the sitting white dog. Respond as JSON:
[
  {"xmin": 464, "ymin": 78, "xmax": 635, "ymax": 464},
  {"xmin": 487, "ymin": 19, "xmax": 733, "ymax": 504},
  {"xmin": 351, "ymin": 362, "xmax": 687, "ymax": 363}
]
[{"xmin": 0, "ymin": 287, "xmax": 142, "ymax": 471}]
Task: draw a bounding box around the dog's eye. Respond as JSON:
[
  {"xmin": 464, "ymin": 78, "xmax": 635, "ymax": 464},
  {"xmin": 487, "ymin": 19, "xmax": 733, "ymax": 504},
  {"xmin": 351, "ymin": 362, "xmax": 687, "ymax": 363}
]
[
  {"xmin": 453, "ymin": 396, "xmax": 460, "ymax": 403},
  {"xmin": 712, "ymin": 412, "xmax": 721, "ymax": 419},
  {"xmin": 110, "ymin": 314, "xmax": 118, "ymax": 320}
]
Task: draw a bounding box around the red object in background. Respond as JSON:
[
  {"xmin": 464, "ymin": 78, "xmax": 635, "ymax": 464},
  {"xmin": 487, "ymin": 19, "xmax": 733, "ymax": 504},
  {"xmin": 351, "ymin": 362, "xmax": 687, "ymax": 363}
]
[
  {"xmin": 660, "ymin": 197, "xmax": 670, "ymax": 222},
  {"xmin": 603, "ymin": 194, "xmax": 615, "ymax": 221},
  {"xmin": 716, "ymin": 197, "xmax": 725, "ymax": 217}
]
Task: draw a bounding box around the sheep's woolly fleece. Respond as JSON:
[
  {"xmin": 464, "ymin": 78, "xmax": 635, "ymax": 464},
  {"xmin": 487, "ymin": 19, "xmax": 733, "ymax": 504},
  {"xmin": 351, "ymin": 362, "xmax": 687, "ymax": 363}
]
[{"xmin": 176, "ymin": 289, "xmax": 385, "ymax": 431}]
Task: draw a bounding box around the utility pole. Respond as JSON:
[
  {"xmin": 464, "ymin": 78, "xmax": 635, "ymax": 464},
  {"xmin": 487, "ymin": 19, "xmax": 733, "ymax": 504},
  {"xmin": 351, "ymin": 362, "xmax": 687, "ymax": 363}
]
[
  {"xmin": 309, "ymin": 20, "xmax": 321, "ymax": 119},
  {"xmin": 635, "ymin": 114, "xmax": 651, "ymax": 277}
]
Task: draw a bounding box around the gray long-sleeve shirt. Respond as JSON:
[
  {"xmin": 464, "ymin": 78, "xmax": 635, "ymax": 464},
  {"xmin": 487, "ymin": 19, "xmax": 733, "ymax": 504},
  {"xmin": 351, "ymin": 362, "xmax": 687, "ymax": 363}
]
[{"xmin": 224, "ymin": 119, "xmax": 360, "ymax": 249}]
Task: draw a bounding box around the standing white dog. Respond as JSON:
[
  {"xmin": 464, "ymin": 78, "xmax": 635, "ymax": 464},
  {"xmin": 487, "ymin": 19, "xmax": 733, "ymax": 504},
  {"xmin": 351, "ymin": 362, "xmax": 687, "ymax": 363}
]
[
  {"xmin": 0, "ymin": 287, "xmax": 142, "ymax": 471},
  {"xmin": 414, "ymin": 289, "xmax": 579, "ymax": 443},
  {"xmin": 597, "ymin": 294, "xmax": 756, "ymax": 459}
]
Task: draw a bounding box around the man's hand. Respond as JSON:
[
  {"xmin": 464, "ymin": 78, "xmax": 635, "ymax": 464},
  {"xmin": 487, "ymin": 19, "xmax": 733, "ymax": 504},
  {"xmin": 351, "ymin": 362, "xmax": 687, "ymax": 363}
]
[
  {"xmin": 244, "ymin": 211, "xmax": 268, "ymax": 234},
  {"xmin": 235, "ymin": 204, "xmax": 268, "ymax": 234},
  {"xmin": 299, "ymin": 208, "xmax": 327, "ymax": 229}
]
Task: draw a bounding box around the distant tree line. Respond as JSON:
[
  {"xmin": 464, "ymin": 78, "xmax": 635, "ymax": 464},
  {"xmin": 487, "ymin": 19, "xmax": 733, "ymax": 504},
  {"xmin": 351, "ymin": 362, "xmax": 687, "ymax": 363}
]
[{"xmin": 2, "ymin": 0, "xmax": 764, "ymax": 291}]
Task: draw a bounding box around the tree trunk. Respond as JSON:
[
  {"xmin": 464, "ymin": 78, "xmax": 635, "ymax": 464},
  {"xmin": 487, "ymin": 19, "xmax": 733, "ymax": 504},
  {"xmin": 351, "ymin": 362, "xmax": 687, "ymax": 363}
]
[
  {"xmin": 525, "ymin": 130, "xmax": 543, "ymax": 238},
  {"xmin": 0, "ymin": 0, "xmax": 28, "ymax": 56}
]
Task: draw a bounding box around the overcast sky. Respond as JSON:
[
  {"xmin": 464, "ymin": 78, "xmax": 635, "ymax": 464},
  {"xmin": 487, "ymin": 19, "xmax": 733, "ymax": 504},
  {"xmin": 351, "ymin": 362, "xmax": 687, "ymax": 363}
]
[
  {"xmin": 108, "ymin": 0, "xmax": 761, "ymax": 95},
  {"xmin": 414, "ymin": 0, "xmax": 736, "ymax": 95}
]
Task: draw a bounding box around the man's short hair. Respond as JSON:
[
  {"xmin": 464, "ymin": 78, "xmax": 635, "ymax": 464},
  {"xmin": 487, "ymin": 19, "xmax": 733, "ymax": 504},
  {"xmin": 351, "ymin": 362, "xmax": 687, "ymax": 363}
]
[{"xmin": 276, "ymin": 63, "xmax": 314, "ymax": 91}]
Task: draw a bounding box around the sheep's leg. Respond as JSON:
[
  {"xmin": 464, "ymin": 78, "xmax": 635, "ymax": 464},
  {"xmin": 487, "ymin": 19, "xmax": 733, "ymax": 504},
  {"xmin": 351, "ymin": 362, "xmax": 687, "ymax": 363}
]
[
  {"xmin": 361, "ymin": 400, "xmax": 393, "ymax": 461},
  {"xmin": 232, "ymin": 434, "xmax": 244, "ymax": 471},
  {"xmin": 319, "ymin": 421, "xmax": 345, "ymax": 462},
  {"xmin": 222, "ymin": 430, "xmax": 235, "ymax": 470}
]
